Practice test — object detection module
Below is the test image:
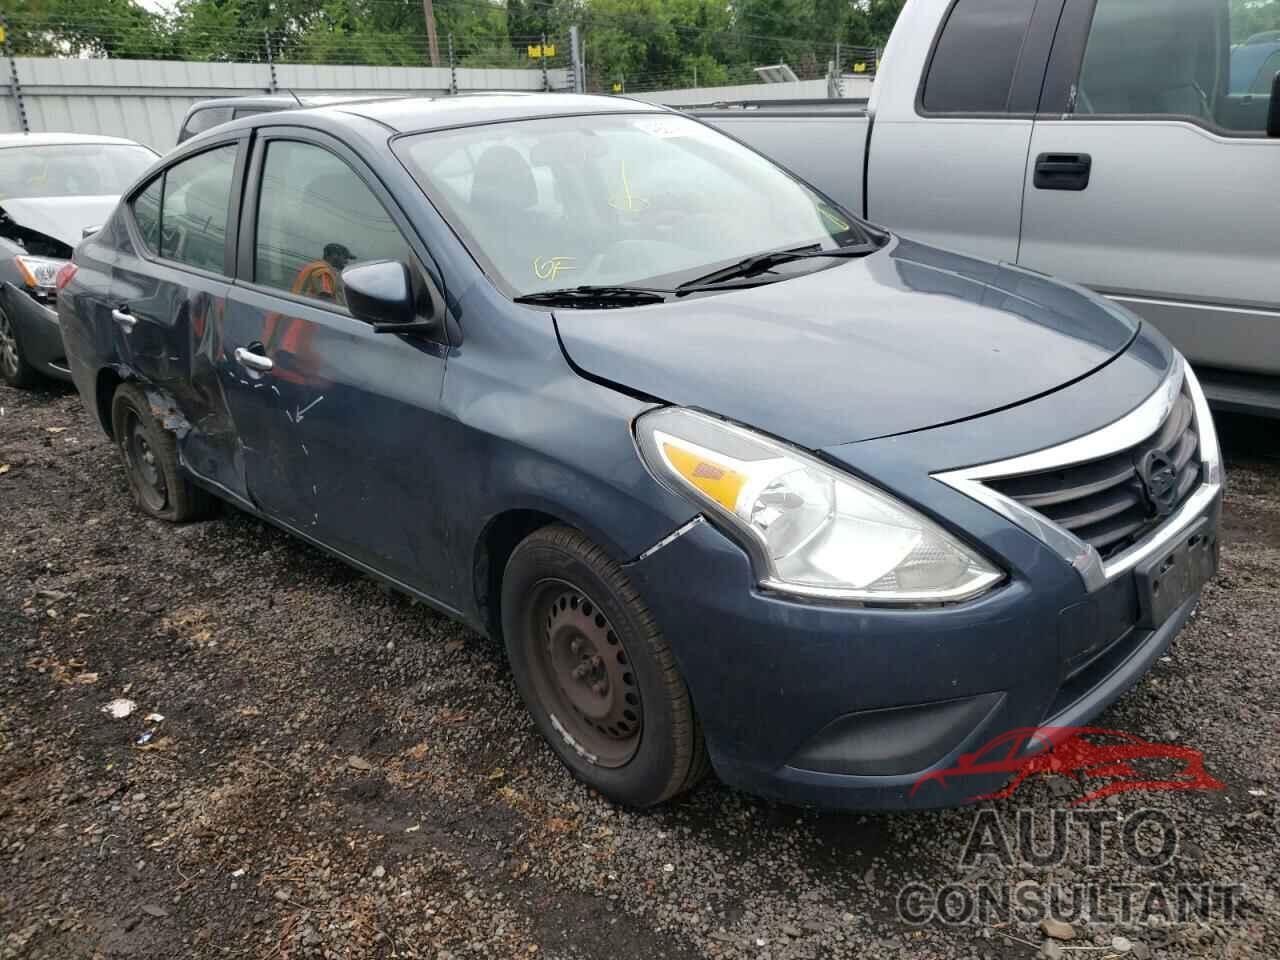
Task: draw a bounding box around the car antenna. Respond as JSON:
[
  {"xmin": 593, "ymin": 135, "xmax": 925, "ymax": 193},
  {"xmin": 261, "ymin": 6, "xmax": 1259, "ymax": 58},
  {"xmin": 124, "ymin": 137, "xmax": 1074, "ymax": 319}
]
[{"xmin": 284, "ymin": 88, "xmax": 303, "ymax": 107}]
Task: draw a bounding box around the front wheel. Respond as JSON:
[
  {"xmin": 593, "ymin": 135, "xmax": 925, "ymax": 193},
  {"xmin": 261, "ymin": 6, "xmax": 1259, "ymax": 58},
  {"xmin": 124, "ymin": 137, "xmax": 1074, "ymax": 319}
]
[
  {"xmin": 0, "ymin": 307, "xmax": 40, "ymax": 388},
  {"xmin": 501, "ymin": 525, "xmax": 709, "ymax": 808}
]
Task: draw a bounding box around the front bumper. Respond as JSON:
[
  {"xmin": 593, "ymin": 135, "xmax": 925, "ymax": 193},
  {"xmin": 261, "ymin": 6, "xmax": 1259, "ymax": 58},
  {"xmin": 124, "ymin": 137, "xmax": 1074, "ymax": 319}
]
[
  {"xmin": 629, "ymin": 493, "xmax": 1220, "ymax": 810},
  {"xmin": 627, "ymin": 350, "xmax": 1222, "ymax": 810},
  {"xmin": 2, "ymin": 282, "xmax": 71, "ymax": 381}
]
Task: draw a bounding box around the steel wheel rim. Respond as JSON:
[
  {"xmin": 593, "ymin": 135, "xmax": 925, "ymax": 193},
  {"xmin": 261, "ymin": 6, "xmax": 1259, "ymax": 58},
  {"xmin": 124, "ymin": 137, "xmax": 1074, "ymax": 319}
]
[
  {"xmin": 0, "ymin": 313, "xmax": 18, "ymax": 378},
  {"xmin": 124, "ymin": 411, "xmax": 168, "ymax": 512},
  {"xmin": 527, "ymin": 579, "xmax": 642, "ymax": 768}
]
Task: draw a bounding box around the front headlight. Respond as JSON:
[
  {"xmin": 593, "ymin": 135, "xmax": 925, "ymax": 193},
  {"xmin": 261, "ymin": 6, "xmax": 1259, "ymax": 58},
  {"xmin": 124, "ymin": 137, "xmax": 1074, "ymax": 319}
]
[
  {"xmin": 15, "ymin": 255, "xmax": 67, "ymax": 296},
  {"xmin": 636, "ymin": 408, "xmax": 1003, "ymax": 604}
]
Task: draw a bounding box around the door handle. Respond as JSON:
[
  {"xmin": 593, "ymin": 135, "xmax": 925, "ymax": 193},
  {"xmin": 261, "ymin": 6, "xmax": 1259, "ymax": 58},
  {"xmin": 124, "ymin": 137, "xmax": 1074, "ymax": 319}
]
[
  {"xmin": 234, "ymin": 346, "xmax": 274, "ymax": 372},
  {"xmin": 1034, "ymin": 153, "xmax": 1092, "ymax": 191},
  {"xmin": 111, "ymin": 307, "xmax": 136, "ymax": 331}
]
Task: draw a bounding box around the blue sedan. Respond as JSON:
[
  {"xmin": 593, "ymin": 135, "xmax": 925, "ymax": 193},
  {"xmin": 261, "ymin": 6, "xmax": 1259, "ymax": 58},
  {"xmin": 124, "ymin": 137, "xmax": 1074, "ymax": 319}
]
[{"xmin": 56, "ymin": 94, "xmax": 1223, "ymax": 809}]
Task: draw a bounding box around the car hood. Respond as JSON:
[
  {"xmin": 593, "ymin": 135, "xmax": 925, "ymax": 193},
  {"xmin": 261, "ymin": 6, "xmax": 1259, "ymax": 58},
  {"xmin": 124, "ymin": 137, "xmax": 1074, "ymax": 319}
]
[
  {"xmin": 0, "ymin": 195, "xmax": 118, "ymax": 248},
  {"xmin": 553, "ymin": 239, "xmax": 1139, "ymax": 449}
]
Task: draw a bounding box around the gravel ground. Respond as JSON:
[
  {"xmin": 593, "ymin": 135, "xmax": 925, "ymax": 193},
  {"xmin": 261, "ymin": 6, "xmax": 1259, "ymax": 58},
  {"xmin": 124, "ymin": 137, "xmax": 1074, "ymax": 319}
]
[{"xmin": 1, "ymin": 380, "xmax": 1276, "ymax": 960}]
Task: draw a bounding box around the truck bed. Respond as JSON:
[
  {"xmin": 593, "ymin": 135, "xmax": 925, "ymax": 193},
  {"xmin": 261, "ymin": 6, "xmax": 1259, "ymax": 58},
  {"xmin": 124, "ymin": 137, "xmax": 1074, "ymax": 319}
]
[{"xmin": 684, "ymin": 100, "xmax": 870, "ymax": 216}]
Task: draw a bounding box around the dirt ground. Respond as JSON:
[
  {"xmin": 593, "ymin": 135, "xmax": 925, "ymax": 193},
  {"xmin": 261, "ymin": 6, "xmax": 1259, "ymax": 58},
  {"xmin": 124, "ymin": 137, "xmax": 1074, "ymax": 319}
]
[{"xmin": 1, "ymin": 380, "xmax": 1277, "ymax": 960}]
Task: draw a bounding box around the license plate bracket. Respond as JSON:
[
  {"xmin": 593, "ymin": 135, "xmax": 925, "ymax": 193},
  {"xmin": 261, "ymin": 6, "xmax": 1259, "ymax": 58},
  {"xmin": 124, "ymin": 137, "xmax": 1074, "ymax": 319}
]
[{"xmin": 1133, "ymin": 517, "xmax": 1218, "ymax": 629}]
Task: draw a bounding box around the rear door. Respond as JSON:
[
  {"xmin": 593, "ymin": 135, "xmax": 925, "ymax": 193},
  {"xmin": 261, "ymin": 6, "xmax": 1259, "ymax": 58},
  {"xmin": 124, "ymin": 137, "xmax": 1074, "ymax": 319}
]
[
  {"xmin": 114, "ymin": 138, "xmax": 248, "ymax": 498},
  {"xmin": 1018, "ymin": 0, "xmax": 1280, "ymax": 379},
  {"xmin": 219, "ymin": 128, "xmax": 454, "ymax": 596},
  {"xmin": 866, "ymin": 0, "xmax": 1066, "ymax": 260}
]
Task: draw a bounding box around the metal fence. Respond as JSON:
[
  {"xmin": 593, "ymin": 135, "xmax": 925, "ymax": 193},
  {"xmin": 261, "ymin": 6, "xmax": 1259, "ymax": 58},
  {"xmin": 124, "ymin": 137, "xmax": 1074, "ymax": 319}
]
[{"xmin": 0, "ymin": 54, "xmax": 573, "ymax": 150}]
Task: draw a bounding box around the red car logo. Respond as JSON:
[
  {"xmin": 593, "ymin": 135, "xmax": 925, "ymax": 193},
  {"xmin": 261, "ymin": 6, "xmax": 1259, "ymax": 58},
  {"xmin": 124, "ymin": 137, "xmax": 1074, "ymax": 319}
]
[{"xmin": 911, "ymin": 727, "xmax": 1225, "ymax": 805}]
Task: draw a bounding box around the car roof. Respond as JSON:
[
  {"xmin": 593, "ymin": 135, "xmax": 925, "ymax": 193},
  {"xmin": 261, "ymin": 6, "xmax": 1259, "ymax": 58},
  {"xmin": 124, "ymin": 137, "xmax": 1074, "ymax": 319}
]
[
  {"xmin": 186, "ymin": 93, "xmax": 401, "ymax": 113},
  {"xmin": 326, "ymin": 93, "xmax": 666, "ymax": 134},
  {"xmin": 0, "ymin": 132, "xmax": 150, "ymax": 149}
]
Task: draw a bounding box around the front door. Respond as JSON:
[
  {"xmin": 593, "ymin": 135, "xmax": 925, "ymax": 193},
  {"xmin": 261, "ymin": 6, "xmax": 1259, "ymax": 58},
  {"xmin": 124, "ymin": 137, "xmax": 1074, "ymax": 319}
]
[
  {"xmin": 218, "ymin": 132, "xmax": 454, "ymax": 598},
  {"xmin": 1018, "ymin": 0, "xmax": 1280, "ymax": 378}
]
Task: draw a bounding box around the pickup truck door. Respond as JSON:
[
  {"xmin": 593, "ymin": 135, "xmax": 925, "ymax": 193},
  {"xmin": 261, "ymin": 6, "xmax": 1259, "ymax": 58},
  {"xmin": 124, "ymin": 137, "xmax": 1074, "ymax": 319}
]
[
  {"xmin": 865, "ymin": 0, "xmax": 1066, "ymax": 261},
  {"xmin": 1018, "ymin": 0, "xmax": 1280, "ymax": 388}
]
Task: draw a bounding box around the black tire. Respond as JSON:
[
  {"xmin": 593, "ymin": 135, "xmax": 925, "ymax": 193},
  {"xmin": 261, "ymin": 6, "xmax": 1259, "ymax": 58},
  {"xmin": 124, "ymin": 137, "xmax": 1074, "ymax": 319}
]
[
  {"xmin": 0, "ymin": 306, "xmax": 41, "ymax": 389},
  {"xmin": 501, "ymin": 524, "xmax": 709, "ymax": 808},
  {"xmin": 111, "ymin": 382, "xmax": 213, "ymax": 522}
]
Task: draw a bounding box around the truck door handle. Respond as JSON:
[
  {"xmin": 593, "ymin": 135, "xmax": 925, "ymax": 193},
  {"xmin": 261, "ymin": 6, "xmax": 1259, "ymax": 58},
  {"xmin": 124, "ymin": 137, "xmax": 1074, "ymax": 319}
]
[
  {"xmin": 1034, "ymin": 153, "xmax": 1092, "ymax": 191},
  {"xmin": 111, "ymin": 307, "xmax": 136, "ymax": 331},
  {"xmin": 234, "ymin": 346, "xmax": 274, "ymax": 373}
]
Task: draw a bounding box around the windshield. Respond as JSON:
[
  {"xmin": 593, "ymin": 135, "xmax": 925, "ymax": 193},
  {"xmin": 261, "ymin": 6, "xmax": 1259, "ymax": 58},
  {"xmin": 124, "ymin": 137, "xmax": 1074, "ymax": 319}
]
[
  {"xmin": 395, "ymin": 113, "xmax": 871, "ymax": 297},
  {"xmin": 0, "ymin": 143, "xmax": 157, "ymax": 199}
]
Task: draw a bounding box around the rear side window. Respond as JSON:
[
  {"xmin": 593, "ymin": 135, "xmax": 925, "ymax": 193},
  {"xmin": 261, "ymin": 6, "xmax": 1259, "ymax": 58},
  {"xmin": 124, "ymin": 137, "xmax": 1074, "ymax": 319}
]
[
  {"xmin": 181, "ymin": 106, "xmax": 233, "ymax": 141},
  {"xmin": 1076, "ymin": 0, "xmax": 1280, "ymax": 134},
  {"xmin": 253, "ymin": 140, "xmax": 411, "ymax": 308},
  {"xmin": 159, "ymin": 145, "xmax": 238, "ymax": 272},
  {"xmin": 921, "ymin": 0, "xmax": 1039, "ymax": 113},
  {"xmin": 129, "ymin": 144, "xmax": 237, "ymax": 273},
  {"xmin": 131, "ymin": 176, "xmax": 163, "ymax": 256}
]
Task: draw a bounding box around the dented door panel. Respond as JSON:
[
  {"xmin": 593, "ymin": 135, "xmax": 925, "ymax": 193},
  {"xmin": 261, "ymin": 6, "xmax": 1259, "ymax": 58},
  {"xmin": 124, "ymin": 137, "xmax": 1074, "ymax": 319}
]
[
  {"xmin": 217, "ymin": 284, "xmax": 450, "ymax": 594},
  {"xmin": 110, "ymin": 253, "xmax": 245, "ymax": 500}
]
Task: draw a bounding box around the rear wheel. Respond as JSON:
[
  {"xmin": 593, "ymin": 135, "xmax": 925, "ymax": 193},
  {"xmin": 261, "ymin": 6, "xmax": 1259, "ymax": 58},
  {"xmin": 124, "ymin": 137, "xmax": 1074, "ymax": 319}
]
[
  {"xmin": 0, "ymin": 307, "xmax": 40, "ymax": 388},
  {"xmin": 111, "ymin": 382, "xmax": 212, "ymax": 522},
  {"xmin": 502, "ymin": 525, "xmax": 709, "ymax": 807}
]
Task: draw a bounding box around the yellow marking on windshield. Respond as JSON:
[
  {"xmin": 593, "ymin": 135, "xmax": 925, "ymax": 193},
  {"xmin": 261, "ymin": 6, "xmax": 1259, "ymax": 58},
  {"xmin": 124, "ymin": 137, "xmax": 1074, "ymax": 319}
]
[
  {"xmin": 608, "ymin": 160, "xmax": 649, "ymax": 212},
  {"xmin": 534, "ymin": 256, "xmax": 576, "ymax": 281},
  {"xmin": 819, "ymin": 206, "xmax": 851, "ymax": 232}
]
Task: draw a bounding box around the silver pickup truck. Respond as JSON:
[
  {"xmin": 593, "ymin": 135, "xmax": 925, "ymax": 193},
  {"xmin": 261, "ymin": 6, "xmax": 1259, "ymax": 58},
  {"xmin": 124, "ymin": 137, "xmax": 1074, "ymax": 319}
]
[{"xmin": 692, "ymin": 0, "xmax": 1280, "ymax": 416}]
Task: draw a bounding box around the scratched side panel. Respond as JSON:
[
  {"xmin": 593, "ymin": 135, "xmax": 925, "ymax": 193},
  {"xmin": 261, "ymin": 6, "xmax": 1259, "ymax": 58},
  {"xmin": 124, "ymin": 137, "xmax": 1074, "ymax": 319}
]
[
  {"xmin": 111, "ymin": 248, "xmax": 245, "ymax": 498},
  {"xmin": 217, "ymin": 283, "xmax": 452, "ymax": 595},
  {"xmin": 432, "ymin": 280, "xmax": 700, "ymax": 619}
]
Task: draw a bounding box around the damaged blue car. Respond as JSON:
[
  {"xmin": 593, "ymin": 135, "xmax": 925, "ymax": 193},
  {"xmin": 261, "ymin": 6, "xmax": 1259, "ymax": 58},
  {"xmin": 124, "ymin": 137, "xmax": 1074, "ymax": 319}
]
[{"xmin": 57, "ymin": 94, "xmax": 1223, "ymax": 810}]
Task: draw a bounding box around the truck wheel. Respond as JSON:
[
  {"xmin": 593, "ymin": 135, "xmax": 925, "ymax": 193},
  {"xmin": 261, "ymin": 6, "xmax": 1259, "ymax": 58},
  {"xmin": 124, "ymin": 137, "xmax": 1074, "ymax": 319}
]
[
  {"xmin": 111, "ymin": 382, "xmax": 212, "ymax": 522},
  {"xmin": 501, "ymin": 524, "xmax": 709, "ymax": 808},
  {"xmin": 0, "ymin": 307, "xmax": 39, "ymax": 388}
]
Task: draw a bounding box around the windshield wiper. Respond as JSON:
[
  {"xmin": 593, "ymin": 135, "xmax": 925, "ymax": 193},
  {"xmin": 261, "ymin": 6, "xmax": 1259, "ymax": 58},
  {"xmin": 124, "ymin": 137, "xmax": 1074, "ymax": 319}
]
[
  {"xmin": 514, "ymin": 285, "xmax": 671, "ymax": 308},
  {"xmin": 674, "ymin": 242, "xmax": 879, "ymax": 294}
]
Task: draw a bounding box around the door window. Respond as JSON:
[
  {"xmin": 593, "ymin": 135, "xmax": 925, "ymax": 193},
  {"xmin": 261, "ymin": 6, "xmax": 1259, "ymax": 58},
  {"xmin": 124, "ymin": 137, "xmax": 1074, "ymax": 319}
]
[
  {"xmin": 159, "ymin": 145, "xmax": 238, "ymax": 272},
  {"xmin": 1076, "ymin": 0, "xmax": 1280, "ymax": 134},
  {"xmin": 127, "ymin": 144, "xmax": 237, "ymax": 272},
  {"xmin": 253, "ymin": 140, "xmax": 412, "ymax": 308},
  {"xmin": 921, "ymin": 0, "xmax": 1039, "ymax": 113},
  {"xmin": 131, "ymin": 176, "xmax": 163, "ymax": 256}
]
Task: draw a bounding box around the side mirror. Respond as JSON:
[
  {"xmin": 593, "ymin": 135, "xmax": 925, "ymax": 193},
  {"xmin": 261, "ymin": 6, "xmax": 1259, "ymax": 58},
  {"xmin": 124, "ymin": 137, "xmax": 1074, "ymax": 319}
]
[
  {"xmin": 341, "ymin": 259, "xmax": 439, "ymax": 335},
  {"xmin": 1269, "ymin": 72, "xmax": 1280, "ymax": 138}
]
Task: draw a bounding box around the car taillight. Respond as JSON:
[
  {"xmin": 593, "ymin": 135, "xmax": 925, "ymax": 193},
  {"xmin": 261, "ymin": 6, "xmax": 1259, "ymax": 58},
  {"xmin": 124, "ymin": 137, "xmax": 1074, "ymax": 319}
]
[{"xmin": 55, "ymin": 262, "xmax": 78, "ymax": 291}]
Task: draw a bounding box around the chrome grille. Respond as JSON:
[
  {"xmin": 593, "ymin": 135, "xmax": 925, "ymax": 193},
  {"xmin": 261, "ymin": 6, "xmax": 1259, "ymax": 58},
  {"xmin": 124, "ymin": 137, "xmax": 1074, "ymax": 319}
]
[{"xmin": 984, "ymin": 383, "xmax": 1201, "ymax": 560}]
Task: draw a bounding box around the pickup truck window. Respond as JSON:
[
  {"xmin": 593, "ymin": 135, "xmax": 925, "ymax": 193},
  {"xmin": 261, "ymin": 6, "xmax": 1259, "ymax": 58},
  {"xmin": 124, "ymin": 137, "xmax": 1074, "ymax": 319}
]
[
  {"xmin": 1075, "ymin": 0, "xmax": 1280, "ymax": 135},
  {"xmin": 921, "ymin": 0, "xmax": 1038, "ymax": 114}
]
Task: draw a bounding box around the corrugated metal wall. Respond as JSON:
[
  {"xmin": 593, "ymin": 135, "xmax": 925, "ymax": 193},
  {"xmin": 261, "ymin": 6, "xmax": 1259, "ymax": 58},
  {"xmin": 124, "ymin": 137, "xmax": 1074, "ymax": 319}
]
[
  {"xmin": 631, "ymin": 76, "xmax": 874, "ymax": 106},
  {"xmin": 0, "ymin": 57, "xmax": 570, "ymax": 151}
]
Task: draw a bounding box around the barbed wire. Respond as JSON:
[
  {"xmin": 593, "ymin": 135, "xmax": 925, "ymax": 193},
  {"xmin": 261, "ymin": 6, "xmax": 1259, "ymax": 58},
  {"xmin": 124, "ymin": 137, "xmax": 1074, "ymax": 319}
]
[{"xmin": 3, "ymin": 8, "xmax": 878, "ymax": 89}]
